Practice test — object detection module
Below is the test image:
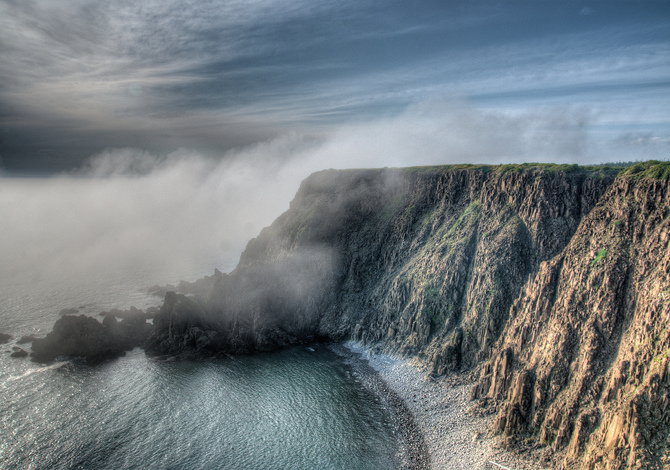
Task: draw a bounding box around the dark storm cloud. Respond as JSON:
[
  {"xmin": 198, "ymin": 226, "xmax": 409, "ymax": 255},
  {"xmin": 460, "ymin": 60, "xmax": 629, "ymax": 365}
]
[{"xmin": 0, "ymin": 0, "xmax": 669, "ymax": 170}]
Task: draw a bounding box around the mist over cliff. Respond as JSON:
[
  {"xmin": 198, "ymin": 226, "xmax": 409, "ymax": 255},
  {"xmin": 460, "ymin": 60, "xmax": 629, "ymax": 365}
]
[
  {"xmin": 142, "ymin": 161, "xmax": 670, "ymax": 469},
  {"xmin": 25, "ymin": 161, "xmax": 670, "ymax": 469}
]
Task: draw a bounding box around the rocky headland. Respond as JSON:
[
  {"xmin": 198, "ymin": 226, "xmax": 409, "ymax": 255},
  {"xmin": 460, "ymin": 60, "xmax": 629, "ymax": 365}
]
[{"xmin": 24, "ymin": 160, "xmax": 670, "ymax": 469}]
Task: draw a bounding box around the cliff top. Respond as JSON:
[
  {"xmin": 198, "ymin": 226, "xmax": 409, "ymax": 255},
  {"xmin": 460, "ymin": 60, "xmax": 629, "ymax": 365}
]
[
  {"xmin": 300, "ymin": 162, "xmax": 670, "ymax": 198},
  {"xmin": 404, "ymin": 161, "xmax": 670, "ymax": 178}
]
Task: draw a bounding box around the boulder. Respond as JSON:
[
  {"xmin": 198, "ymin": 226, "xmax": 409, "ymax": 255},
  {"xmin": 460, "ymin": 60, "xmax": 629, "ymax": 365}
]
[
  {"xmin": 17, "ymin": 334, "xmax": 39, "ymax": 344},
  {"xmin": 10, "ymin": 347, "xmax": 28, "ymax": 358},
  {"xmin": 145, "ymin": 291, "xmax": 225, "ymax": 357},
  {"xmin": 31, "ymin": 315, "xmax": 125, "ymax": 364}
]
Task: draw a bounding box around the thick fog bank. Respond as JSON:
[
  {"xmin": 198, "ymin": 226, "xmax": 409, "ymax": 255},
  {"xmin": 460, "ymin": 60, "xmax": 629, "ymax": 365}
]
[{"xmin": 1, "ymin": 101, "xmax": 657, "ymax": 289}]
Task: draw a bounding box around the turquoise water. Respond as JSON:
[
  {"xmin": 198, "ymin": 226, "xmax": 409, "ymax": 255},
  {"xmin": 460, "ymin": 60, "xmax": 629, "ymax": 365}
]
[
  {"xmin": 0, "ymin": 269, "xmax": 400, "ymax": 470},
  {"xmin": 1, "ymin": 348, "xmax": 399, "ymax": 469}
]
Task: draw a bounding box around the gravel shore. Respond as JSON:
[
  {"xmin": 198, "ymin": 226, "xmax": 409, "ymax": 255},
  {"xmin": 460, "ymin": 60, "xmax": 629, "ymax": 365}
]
[{"xmin": 340, "ymin": 343, "xmax": 549, "ymax": 470}]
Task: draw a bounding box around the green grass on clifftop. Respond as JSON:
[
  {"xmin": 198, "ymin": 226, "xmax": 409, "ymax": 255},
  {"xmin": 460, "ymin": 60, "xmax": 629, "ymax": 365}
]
[
  {"xmin": 619, "ymin": 161, "xmax": 670, "ymax": 180},
  {"xmin": 401, "ymin": 162, "xmax": 627, "ymax": 177}
]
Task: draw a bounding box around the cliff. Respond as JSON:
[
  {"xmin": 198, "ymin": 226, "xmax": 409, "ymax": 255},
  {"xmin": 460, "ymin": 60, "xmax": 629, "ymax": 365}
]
[
  {"xmin": 36, "ymin": 161, "xmax": 670, "ymax": 468},
  {"xmin": 187, "ymin": 160, "xmax": 669, "ymax": 469}
]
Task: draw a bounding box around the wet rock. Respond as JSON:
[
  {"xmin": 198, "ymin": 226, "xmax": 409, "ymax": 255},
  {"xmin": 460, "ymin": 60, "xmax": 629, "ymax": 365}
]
[
  {"xmin": 31, "ymin": 315, "xmax": 122, "ymax": 364},
  {"xmin": 145, "ymin": 291, "xmax": 222, "ymax": 357},
  {"xmin": 31, "ymin": 313, "xmax": 148, "ymax": 364},
  {"xmin": 10, "ymin": 347, "xmax": 28, "ymax": 358},
  {"xmin": 17, "ymin": 334, "xmax": 39, "ymax": 344},
  {"xmin": 0, "ymin": 333, "xmax": 11, "ymax": 344}
]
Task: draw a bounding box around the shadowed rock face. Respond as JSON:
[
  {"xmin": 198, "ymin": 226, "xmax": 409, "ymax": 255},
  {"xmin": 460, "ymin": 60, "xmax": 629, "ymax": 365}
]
[
  {"xmin": 146, "ymin": 291, "xmax": 224, "ymax": 357},
  {"xmin": 199, "ymin": 165, "xmax": 618, "ymax": 369},
  {"xmin": 31, "ymin": 314, "xmax": 150, "ymax": 364}
]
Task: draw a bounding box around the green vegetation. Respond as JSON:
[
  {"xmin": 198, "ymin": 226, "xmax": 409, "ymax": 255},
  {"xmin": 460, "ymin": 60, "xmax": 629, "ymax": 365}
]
[
  {"xmin": 652, "ymin": 348, "xmax": 670, "ymax": 364},
  {"xmin": 591, "ymin": 249, "xmax": 607, "ymax": 266},
  {"xmin": 398, "ymin": 162, "xmax": 632, "ymax": 178},
  {"xmin": 403, "ymin": 164, "xmax": 493, "ymax": 174},
  {"xmin": 430, "ymin": 312, "xmax": 443, "ymax": 331},
  {"xmin": 497, "ymin": 162, "xmax": 624, "ymax": 176},
  {"xmin": 326, "ymin": 160, "xmax": 668, "ymax": 182},
  {"xmin": 446, "ymin": 201, "xmax": 481, "ymax": 236},
  {"xmin": 620, "ymin": 161, "xmax": 670, "ymax": 180}
]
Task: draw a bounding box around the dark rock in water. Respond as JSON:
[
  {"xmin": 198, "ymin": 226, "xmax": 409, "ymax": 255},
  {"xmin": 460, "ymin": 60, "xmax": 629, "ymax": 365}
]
[
  {"xmin": 145, "ymin": 306, "xmax": 159, "ymax": 318},
  {"xmin": 0, "ymin": 333, "xmax": 12, "ymax": 344},
  {"xmin": 146, "ymin": 289, "xmax": 315, "ymax": 358},
  {"xmin": 146, "ymin": 291, "xmax": 230, "ymax": 358},
  {"xmin": 111, "ymin": 315, "xmax": 152, "ymax": 349},
  {"xmin": 10, "ymin": 347, "xmax": 28, "ymax": 358},
  {"xmin": 102, "ymin": 314, "xmax": 118, "ymax": 327},
  {"xmin": 31, "ymin": 315, "xmax": 124, "ymax": 364},
  {"xmin": 17, "ymin": 334, "xmax": 39, "ymax": 344},
  {"xmin": 59, "ymin": 308, "xmax": 79, "ymax": 316},
  {"xmin": 147, "ymin": 292, "xmax": 207, "ymax": 355},
  {"xmin": 31, "ymin": 313, "xmax": 151, "ymax": 364}
]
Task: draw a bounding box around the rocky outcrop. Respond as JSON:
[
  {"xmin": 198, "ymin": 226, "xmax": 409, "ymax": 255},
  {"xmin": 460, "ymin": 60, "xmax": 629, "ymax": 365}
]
[
  {"xmin": 199, "ymin": 164, "xmax": 618, "ymax": 368},
  {"xmin": 0, "ymin": 332, "xmax": 11, "ymax": 344},
  {"xmin": 32, "ymin": 315, "xmax": 125, "ymax": 363},
  {"xmin": 31, "ymin": 314, "xmax": 151, "ymax": 364},
  {"xmin": 10, "ymin": 347, "xmax": 28, "ymax": 358},
  {"xmin": 145, "ymin": 291, "xmax": 226, "ymax": 357},
  {"xmin": 17, "ymin": 334, "xmax": 39, "ymax": 344}
]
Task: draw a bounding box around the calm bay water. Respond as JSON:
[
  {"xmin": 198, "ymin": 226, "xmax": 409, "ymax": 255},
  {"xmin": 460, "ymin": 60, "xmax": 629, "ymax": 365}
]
[{"xmin": 0, "ymin": 266, "xmax": 400, "ymax": 469}]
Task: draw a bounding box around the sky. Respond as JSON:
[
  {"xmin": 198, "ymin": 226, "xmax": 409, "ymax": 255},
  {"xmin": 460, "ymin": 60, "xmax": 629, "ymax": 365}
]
[{"xmin": 0, "ymin": 0, "xmax": 669, "ymax": 172}]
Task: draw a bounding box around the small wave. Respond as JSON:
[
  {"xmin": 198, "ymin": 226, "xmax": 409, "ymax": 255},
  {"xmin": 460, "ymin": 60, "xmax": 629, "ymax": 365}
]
[{"xmin": 2, "ymin": 361, "xmax": 70, "ymax": 384}]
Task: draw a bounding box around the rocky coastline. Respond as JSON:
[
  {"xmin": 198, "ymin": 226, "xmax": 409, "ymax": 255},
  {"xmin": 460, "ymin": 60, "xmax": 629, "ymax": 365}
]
[{"xmin": 10, "ymin": 161, "xmax": 670, "ymax": 469}]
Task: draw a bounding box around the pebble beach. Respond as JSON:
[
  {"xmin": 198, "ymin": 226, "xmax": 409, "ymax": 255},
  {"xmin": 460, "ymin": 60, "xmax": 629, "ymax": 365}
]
[{"xmin": 340, "ymin": 343, "xmax": 549, "ymax": 470}]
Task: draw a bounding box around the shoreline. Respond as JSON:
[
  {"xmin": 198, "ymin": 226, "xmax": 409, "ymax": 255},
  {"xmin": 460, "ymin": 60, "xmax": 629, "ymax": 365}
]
[
  {"xmin": 337, "ymin": 343, "xmax": 548, "ymax": 470},
  {"xmin": 330, "ymin": 344, "xmax": 430, "ymax": 469}
]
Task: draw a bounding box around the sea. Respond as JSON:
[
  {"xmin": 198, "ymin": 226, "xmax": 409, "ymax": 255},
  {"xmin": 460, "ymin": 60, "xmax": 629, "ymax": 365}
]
[{"xmin": 0, "ymin": 261, "xmax": 401, "ymax": 469}]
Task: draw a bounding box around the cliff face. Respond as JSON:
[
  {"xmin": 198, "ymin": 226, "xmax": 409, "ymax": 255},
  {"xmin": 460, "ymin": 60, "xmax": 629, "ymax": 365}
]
[
  {"xmin": 472, "ymin": 170, "xmax": 670, "ymax": 469},
  {"xmin": 148, "ymin": 161, "xmax": 670, "ymax": 468}
]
